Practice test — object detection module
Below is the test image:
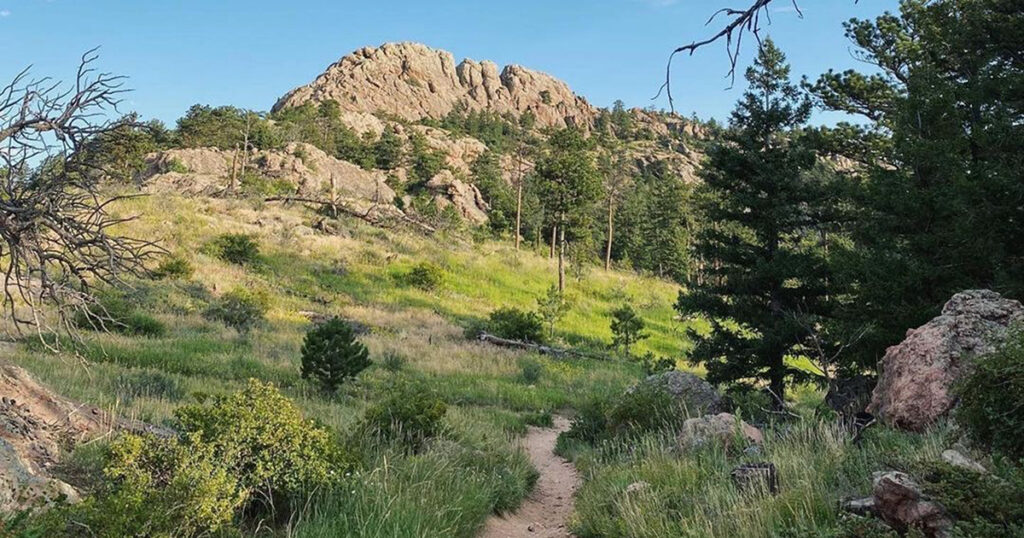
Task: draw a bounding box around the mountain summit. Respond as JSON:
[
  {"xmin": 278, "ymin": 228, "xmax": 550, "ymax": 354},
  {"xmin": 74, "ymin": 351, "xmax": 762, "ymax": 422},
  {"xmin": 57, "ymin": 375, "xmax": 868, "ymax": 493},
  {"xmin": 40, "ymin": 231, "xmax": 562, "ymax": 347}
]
[{"xmin": 273, "ymin": 42, "xmax": 595, "ymax": 129}]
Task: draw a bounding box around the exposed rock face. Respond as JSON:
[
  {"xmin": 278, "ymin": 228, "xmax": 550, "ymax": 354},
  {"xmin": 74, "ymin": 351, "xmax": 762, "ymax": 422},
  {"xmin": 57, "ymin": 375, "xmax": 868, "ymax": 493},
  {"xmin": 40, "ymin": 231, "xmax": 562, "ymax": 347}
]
[
  {"xmin": 273, "ymin": 42, "xmax": 595, "ymax": 129},
  {"xmin": 425, "ymin": 170, "xmax": 489, "ymax": 224},
  {"xmin": 629, "ymin": 371, "xmax": 726, "ymax": 416},
  {"xmin": 139, "ymin": 143, "xmax": 395, "ymax": 208},
  {"xmin": 677, "ymin": 413, "xmax": 763, "ymax": 451},
  {"xmin": 868, "ymin": 290, "xmax": 1023, "ymax": 431},
  {"xmin": 872, "ymin": 471, "xmax": 952, "ymax": 538},
  {"xmin": 0, "ymin": 363, "xmax": 169, "ymax": 512}
]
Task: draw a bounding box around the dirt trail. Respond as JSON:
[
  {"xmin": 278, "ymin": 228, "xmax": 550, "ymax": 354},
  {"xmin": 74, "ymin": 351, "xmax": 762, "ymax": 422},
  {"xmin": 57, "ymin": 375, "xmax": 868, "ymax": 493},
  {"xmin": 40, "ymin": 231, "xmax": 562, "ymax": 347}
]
[{"xmin": 480, "ymin": 416, "xmax": 579, "ymax": 538}]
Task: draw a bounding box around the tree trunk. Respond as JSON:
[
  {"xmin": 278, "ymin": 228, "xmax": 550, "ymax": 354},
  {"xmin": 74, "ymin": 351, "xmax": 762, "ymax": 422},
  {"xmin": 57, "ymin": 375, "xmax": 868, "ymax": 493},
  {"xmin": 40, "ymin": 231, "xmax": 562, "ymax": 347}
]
[
  {"xmin": 769, "ymin": 363, "xmax": 786, "ymax": 411},
  {"xmin": 229, "ymin": 144, "xmax": 239, "ymax": 192},
  {"xmin": 549, "ymin": 225, "xmax": 557, "ymax": 259},
  {"xmin": 558, "ymin": 219, "xmax": 566, "ymax": 293},
  {"xmin": 514, "ymin": 148, "xmax": 524, "ymax": 251},
  {"xmin": 605, "ymin": 197, "xmax": 615, "ymax": 271}
]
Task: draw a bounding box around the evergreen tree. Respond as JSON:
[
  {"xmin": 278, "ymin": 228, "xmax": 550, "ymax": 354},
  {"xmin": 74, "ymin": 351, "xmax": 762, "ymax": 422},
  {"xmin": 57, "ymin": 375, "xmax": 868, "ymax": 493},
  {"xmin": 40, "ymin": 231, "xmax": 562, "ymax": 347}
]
[
  {"xmin": 373, "ymin": 126, "xmax": 404, "ymax": 170},
  {"xmin": 610, "ymin": 304, "xmax": 648, "ymax": 357},
  {"xmin": 809, "ymin": 0, "xmax": 1024, "ymax": 365},
  {"xmin": 675, "ymin": 39, "xmax": 831, "ymax": 406},
  {"xmin": 300, "ymin": 318, "xmax": 371, "ymax": 393},
  {"xmin": 535, "ymin": 128, "xmax": 602, "ymax": 292}
]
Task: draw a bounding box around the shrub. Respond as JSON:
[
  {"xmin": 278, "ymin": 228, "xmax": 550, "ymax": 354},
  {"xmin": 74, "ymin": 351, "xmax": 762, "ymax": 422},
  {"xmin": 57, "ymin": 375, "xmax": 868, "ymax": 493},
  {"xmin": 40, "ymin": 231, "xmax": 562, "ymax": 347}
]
[
  {"xmin": 208, "ymin": 233, "xmax": 260, "ymax": 265},
  {"xmin": 957, "ymin": 328, "xmax": 1024, "ymax": 458},
  {"xmin": 918, "ymin": 459, "xmax": 1024, "ymax": 536},
  {"xmin": 74, "ymin": 289, "xmax": 165, "ymax": 337},
  {"xmin": 519, "ymin": 358, "xmax": 542, "ymax": 385},
  {"xmin": 174, "ymin": 380, "xmax": 344, "ymax": 507},
  {"xmin": 487, "ymin": 307, "xmax": 544, "ymax": 343},
  {"xmin": 403, "ymin": 261, "xmax": 445, "ymax": 290},
  {"xmin": 165, "ymin": 158, "xmax": 189, "ymax": 174},
  {"xmin": 360, "ymin": 381, "xmax": 447, "ymax": 452},
  {"xmin": 73, "ymin": 433, "xmax": 244, "ymax": 537},
  {"xmin": 637, "ymin": 351, "xmax": 675, "ymax": 375},
  {"xmin": 113, "ymin": 370, "xmax": 184, "ymax": 403},
  {"xmin": 607, "ymin": 382, "xmax": 684, "ymax": 436},
  {"xmin": 151, "ymin": 254, "xmax": 194, "ymax": 280},
  {"xmin": 203, "ymin": 287, "xmax": 270, "ymax": 334},
  {"xmin": 56, "ymin": 381, "xmax": 344, "ymax": 536},
  {"xmin": 610, "ymin": 304, "xmax": 648, "ymax": 356},
  {"xmin": 380, "ymin": 352, "xmax": 406, "ymax": 373},
  {"xmin": 557, "ymin": 396, "xmax": 612, "ymax": 452},
  {"xmin": 300, "ymin": 317, "xmax": 371, "ymax": 393}
]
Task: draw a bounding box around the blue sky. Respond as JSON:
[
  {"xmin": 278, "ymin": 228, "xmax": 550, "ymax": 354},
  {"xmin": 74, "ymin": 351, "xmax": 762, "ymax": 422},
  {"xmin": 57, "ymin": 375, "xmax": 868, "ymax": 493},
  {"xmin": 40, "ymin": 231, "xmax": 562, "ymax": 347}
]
[{"xmin": 0, "ymin": 0, "xmax": 899, "ymax": 126}]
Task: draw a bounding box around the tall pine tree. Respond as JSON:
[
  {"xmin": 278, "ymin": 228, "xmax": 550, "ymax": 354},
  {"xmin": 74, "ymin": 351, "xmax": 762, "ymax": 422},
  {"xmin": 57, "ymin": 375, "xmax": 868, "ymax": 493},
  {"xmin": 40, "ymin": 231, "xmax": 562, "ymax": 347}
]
[{"xmin": 676, "ymin": 39, "xmax": 831, "ymax": 406}]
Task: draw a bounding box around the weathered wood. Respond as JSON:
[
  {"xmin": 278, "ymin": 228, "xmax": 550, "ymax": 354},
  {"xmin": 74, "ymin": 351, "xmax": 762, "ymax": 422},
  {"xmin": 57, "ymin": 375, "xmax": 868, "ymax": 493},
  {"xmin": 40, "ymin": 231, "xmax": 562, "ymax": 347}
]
[
  {"xmin": 476, "ymin": 333, "xmax": 609, "ymax": 361},
  {"xmin": 264, "ymin": 195, "xmax": 436, "ymax": 234}
]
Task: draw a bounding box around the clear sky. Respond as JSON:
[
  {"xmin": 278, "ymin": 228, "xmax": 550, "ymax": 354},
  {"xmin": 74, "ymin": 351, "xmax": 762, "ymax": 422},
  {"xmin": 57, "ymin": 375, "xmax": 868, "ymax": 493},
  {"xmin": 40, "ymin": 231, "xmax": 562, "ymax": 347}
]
[{"xmin": 0, "ymin": 0, "xmax": 899, "ymax": 126}]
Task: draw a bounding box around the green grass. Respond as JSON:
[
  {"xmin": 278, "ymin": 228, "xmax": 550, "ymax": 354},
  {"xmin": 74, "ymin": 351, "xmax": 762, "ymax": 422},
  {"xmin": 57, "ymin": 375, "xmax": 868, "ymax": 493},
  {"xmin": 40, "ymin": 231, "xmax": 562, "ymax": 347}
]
[
  {"xmin": 564, "ymin": 420, "xmax": 951, "ymax": 538},
  {"xmin": 7, "ymin": 193, "xmax": 675, "ymax": 537}
]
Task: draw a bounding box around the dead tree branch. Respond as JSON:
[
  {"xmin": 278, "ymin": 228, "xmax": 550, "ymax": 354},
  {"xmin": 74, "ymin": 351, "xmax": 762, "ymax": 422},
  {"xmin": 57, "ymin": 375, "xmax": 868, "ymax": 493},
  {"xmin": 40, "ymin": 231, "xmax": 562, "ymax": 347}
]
[
  {"xmin": 0, "ymin": 49, "xmax": 160, "ymax": 342},
  {"xmin": 657, "ymin": 1, "xmax": 862, "ymax": 111}
]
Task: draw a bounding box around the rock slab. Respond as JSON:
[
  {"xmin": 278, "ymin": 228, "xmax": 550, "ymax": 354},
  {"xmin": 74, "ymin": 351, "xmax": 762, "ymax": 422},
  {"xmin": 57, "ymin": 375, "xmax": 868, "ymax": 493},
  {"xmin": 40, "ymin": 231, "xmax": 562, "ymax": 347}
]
[{"xmin": 868, "ymin": 290, "xmax": 1023, "ymax": 431}]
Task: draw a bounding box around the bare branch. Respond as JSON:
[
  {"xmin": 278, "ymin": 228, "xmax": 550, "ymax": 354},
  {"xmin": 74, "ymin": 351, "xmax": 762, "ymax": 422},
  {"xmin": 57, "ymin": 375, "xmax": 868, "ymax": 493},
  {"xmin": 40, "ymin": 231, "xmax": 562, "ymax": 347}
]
[
  {"xmin": 0, "ymin": 52, "xmax": 160, "ymax": 344},
  {"xmin": 658, "ymin": 1, "xmax": 858, "ymax": 111}
]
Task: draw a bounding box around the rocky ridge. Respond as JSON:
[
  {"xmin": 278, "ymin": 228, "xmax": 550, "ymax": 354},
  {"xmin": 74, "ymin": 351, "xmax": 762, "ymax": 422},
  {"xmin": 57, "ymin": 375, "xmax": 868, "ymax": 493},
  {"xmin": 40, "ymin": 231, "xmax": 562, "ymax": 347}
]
[{"xmin": 273, "ymin": 42, "xmax": 596, "ymax": 130}]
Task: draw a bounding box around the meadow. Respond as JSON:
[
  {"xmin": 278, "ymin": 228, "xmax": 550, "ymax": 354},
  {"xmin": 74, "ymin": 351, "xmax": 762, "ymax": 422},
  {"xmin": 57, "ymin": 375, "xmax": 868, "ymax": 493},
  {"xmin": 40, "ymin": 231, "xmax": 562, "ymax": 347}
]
[{"xmin": 9, "ymin": 193, "xmax": 681, "ymax": 536}]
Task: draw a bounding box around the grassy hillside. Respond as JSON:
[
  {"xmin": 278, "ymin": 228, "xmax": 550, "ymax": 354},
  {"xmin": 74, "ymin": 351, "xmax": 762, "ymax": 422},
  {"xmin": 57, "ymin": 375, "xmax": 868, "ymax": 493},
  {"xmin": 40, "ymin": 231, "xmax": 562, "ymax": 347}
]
[{"xmin": 10, "ymin": 192, "xmax": 688, "ymax": 536}]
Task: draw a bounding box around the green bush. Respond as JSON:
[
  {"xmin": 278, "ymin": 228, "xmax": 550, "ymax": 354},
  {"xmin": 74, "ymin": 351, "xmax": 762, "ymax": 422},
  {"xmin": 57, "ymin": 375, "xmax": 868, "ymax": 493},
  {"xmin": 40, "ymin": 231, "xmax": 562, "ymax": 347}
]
[
  {"xmin": 203, "ymin": 287, "xmax": 270, "ymax": 334},
  {"xmin": 403, "ymin": 261, "xmax": 445, "ymax": 290},
  {"xmin": 113, "ymin": 370, "xmax": 184, "ymax": 403},
  {"xmin": 607, "ymin": 382, "xmax": 685, "ymax": 436},
  {"xmin": 52, "ymin": 380, "xmax": 344, "ymax": 536},
  {"xmin": 487, "ymin": 307, "xmax": 544, "ymax": 343},
  {"xmin": 919, "ymin": 459, "xmax": 1024, "ymax": 536},
  {"xmin": 637, "ymin": 351, "xmax": 675, "ymax": 375},
  {"xmin": 519, "ymin": 358, "xmax": 542, "ymax": 385},
  {"xmin": 301, "ymin": 317, "xmax": 371, "ymax": 393},
  {"xmin": 557, "ymin": 396, "xmax": 612, "ymax": 452},
  {"xmin": 152, "ymin": 254, "xmax": 194, "ymax": 280},
  {"xmin": 175, "ymin": 380, "xmax": 344, "ymax": 506},
  {"xmin": 957, "ymin": 328, "xmax": 1024, "ymax": 458},
  {"xmin": 63, "ymin": 433, "xmax": 244, "ymax": 537},
  {"xmin": 74, "ymin": 289, "xmax": 165, "ymax": 337},
  {"xmin": 208, "ymin": 233, "xmax": 260, "ymax": 265},
  {"xmin": 360, "ymin": 381, "xmax": 447, "ymax": 452}
]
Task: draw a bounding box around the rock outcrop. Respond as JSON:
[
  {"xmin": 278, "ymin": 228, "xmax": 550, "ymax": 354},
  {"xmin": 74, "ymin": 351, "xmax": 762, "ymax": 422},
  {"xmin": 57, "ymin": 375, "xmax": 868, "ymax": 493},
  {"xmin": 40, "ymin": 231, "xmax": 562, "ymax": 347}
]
[
  {"xmin": 0, "ymin": 363, "xmax": 169, "ymax": 512},
  {"xmin": 139, "ymin": 143, "xmax": 395, "ymax": 207},
  {"xmin": 273, "ymin": 42, "xmax": 595, "ymax": 129},
  {"xmin": 677, "ymin": 412, "xmax": 763, "ymax": 451},
  {"xmin": 629, "ymin": 370, "xmax": 726, "ymax": 416},
  {"xmin": 872, "ymin": 471, "xmax": 952, "ymax": 538},
  {"xmin": 425, "ymin": 170, "xmax": 489, "ymax": 224},
  {"xmin": 868, "ymin": 289, "xmax": 1023, "ymax": 431}
]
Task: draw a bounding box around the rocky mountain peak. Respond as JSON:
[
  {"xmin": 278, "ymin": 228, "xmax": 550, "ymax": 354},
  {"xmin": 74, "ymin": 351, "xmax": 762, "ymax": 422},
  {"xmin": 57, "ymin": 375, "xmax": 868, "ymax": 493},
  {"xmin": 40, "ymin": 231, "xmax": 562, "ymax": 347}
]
[{"xmin": 273, "ymin": 42, "xmax": 595, "ymax": 129}]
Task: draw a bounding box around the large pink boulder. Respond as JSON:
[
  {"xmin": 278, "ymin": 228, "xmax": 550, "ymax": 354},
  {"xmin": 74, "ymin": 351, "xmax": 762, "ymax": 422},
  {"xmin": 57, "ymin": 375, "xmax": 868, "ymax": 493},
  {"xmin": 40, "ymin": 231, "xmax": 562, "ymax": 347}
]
[{"xmin": 868, "ymin": 290, "xmax": 1023, "ymax": 431}]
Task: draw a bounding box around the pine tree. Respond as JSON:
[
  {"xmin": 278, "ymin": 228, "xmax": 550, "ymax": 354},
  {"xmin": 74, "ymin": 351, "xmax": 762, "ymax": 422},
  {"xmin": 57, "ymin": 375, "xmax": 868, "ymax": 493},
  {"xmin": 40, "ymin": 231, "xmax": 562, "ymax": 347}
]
[
  {"xmin": 675, "ymin": 39, "xmax": 830, "ymax": 406},
  {"xmin": 300, "ymin": 318, "xmax": 370, "ymax": 393},
  {"xmin": 535, "ymin": 128, "xmax": 602, "ymax": 292}
]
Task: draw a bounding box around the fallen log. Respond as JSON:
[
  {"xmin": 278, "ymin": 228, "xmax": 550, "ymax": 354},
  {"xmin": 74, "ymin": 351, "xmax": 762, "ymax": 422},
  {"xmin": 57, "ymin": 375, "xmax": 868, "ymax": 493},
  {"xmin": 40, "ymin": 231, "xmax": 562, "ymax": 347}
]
[
  {"xmin": 264, "ymin": 195, "xmax": 436, "ymax": 235},
  {"xmin": 476, "ymin": 333, "xmax": 610, "ymax": 360}
]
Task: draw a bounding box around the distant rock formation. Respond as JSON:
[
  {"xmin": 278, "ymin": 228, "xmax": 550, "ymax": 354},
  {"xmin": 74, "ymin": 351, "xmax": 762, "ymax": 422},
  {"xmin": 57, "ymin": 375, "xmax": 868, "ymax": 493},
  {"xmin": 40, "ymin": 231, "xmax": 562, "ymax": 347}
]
[
  {"xmin": 273, "ymin": 42, "xmax": 595, "ymax": 129},
  {"xmin": 868, "ymin": 289, "xmax": 1024, "ymax": 431},
  {"xmin": 139, "ymin": 143, "xmax": 395, "ymax": 209}
]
